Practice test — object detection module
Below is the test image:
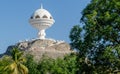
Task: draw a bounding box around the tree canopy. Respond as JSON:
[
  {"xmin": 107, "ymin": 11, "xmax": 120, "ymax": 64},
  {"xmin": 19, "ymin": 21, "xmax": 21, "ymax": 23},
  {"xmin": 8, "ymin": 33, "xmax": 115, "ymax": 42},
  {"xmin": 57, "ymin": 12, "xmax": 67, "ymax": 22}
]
[
  {"xmin": 25, "ymin": 53, "xmax": 78, "ymax": 74},
  {"xmin": 0, "ymin": 48, "xmax": 28, "ymax": 74},
  {"xmin": 70, "ymin": 0, "xmax": 120, "ymax": 73}
]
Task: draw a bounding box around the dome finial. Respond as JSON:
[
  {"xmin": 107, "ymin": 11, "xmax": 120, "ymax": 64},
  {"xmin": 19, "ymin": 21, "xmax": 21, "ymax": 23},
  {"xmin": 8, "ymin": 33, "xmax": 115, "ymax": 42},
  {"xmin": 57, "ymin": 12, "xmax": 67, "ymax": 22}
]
[{"xmin": 41, "ymin": 3, "xmax": 43, "ymax": 9}]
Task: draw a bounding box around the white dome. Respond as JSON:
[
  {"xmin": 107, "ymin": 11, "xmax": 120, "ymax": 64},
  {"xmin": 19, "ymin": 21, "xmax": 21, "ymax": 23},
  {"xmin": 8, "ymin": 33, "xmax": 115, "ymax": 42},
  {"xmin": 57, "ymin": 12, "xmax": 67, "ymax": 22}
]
[
  {"xmin": 29, "ymin": 5, "xmax": 55, "ymax": 39},
  {"xmin": 30, "ymin": 7, "xmax": 53, "ymax": 20}
]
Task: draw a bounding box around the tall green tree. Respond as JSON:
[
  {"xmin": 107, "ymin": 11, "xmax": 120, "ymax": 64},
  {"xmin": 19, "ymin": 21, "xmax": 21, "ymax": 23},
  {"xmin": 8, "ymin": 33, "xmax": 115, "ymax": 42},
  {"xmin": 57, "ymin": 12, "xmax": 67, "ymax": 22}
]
[
  {"xmin": 70, "ymin": 0, "xmax": 120, "ymax": 73},
  {"xmin": 1, "ymin": 47, "xmax": 28, "ymax": 74}
]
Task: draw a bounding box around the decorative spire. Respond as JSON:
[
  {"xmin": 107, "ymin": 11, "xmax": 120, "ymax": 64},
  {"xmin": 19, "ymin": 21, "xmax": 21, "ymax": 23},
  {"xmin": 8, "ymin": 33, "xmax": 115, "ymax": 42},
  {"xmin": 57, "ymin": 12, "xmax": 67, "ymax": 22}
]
[{"xmin": 41, "ymin": 3, "xmax": 43, "ymax": 9}]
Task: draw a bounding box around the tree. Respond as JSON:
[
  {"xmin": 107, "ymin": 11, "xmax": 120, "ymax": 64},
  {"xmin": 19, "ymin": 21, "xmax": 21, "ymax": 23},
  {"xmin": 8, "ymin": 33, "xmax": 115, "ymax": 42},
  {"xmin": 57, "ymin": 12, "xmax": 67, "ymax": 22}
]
[
  {"xmin": 70, "ymin": 0, "xmax": 120, "ymax": 73},
  {"xmin": 0, "ymin": 55, "xmax": 12, "ymax": 74},
  {"xmin": 24, "ymin": 53, "xmax": 78, "ymax": 74},
  {"xmin": 25, "ymin": 54, "xmax": 40, "ymax": 74},
  {"xmin": 37, "ymin": 53, "xmax": 78, "ymax": 74},
  {"xmin": 94, "ymin": 45, "xmax": 120, "ymax": 73},
  {"xmin": 1, "ymin": 47, "xmax": 28, "ymax": 74}
]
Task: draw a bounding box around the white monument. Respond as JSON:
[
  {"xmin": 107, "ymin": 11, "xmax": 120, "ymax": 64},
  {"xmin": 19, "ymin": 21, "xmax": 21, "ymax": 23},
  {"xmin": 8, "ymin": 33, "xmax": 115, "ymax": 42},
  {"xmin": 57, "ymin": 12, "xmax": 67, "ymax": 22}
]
[
  {"xmin": 29, "ymin": 5, "xmax": 55, "ymax": 39},
  {"xmin": 4, "ymin": 4, "xmax": 73, "ymax": 60}
]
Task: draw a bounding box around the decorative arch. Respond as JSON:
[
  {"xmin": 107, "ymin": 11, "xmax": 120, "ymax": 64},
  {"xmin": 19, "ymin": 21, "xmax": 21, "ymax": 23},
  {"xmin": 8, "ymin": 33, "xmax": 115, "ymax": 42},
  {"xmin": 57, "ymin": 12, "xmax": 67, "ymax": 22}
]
[
  {"xmin": 43, "ymin": 15, "xmax": 48, "ymax": 18},
  {"xmin": 35, "ymin": 15, "xmax": 40, "ymax": 18}
]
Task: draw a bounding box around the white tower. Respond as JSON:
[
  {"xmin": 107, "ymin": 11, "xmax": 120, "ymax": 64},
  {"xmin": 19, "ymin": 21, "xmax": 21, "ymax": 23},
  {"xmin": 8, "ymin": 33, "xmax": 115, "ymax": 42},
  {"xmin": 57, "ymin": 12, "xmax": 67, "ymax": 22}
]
[{"xmin": 29, "ymin": 5, "xmax": 55, "ymax": 39}]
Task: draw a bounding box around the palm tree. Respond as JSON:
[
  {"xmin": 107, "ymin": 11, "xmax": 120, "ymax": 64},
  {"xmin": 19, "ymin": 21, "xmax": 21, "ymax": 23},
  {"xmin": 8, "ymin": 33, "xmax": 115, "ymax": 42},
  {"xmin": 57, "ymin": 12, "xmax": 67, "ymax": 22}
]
[
  {"xmin": 0, "ymin": 55, "xmax": 14, "ymax": 74},
  {"xmin": 3, "ymin": 47, "xmax": 28, "ymax": 74}
]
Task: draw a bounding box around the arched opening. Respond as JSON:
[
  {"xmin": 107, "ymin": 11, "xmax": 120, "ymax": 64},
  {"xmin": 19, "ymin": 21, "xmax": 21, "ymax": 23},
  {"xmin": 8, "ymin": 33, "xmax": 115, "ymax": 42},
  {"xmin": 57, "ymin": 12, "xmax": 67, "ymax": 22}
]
[
  {"xmin": 35, "ymin": 15, "xmax": 40, "ymax": 18},
  {"xmin": 43, "ymin": 15, "xmax": 48, "ymax": 18}
]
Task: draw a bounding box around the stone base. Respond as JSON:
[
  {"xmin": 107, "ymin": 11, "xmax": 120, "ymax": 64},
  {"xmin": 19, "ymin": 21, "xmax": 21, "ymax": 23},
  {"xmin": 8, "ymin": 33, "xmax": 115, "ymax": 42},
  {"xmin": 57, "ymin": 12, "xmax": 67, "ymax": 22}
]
[{"xmin": 4, "ymin": 39, "xmax": 73, "ymax": 61}]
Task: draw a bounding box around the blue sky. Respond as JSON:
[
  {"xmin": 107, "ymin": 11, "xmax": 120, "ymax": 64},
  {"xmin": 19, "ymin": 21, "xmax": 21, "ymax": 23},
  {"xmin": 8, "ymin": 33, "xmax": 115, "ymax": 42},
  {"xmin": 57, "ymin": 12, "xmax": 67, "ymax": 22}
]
[{"xmin": 0, "ymin": 0, "xmax": 91, "ymax": 54}]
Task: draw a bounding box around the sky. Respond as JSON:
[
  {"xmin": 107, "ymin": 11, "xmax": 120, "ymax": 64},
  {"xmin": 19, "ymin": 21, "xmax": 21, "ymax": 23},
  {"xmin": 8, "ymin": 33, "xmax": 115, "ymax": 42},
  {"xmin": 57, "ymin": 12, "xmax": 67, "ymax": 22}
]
[{"xmin": 0, "ymin": 0, "xmax": 91, "ymax": 54}]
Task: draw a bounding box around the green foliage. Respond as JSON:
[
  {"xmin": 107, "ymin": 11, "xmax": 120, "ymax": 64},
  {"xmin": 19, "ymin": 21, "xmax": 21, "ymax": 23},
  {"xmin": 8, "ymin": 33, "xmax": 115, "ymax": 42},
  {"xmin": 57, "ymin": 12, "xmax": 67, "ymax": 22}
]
[
  {"xmin": 70, "ymin": 0, "xmax": 120, "ymax": 73},
  {"xmin": 25, "ymin": 54, "xmax": 40, "ymax": 74},
  {"xmin": 37, "ymin": 54, "xmax": 78, "ymax": 74},
  {"xmin": 0, "ymin": 47, "xmax": 28, "ymax": 74},
  {"xmin": 93, "ymin": 45, "xmax": 120, "ymax": 73},
  {"xmin": 0, "ymin": 0, "xmax": 120, "ymax": 74},
  {"xmin": 81, "ymin": 0, "xmax": 120, "ymax": 47},
  {"xmin": 25, "ymin": 53, "xmax": 78, "ymax": 74},
  {"xmin": 0, "ymin": 55, "xmax": 12, "ymax": 74}
]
